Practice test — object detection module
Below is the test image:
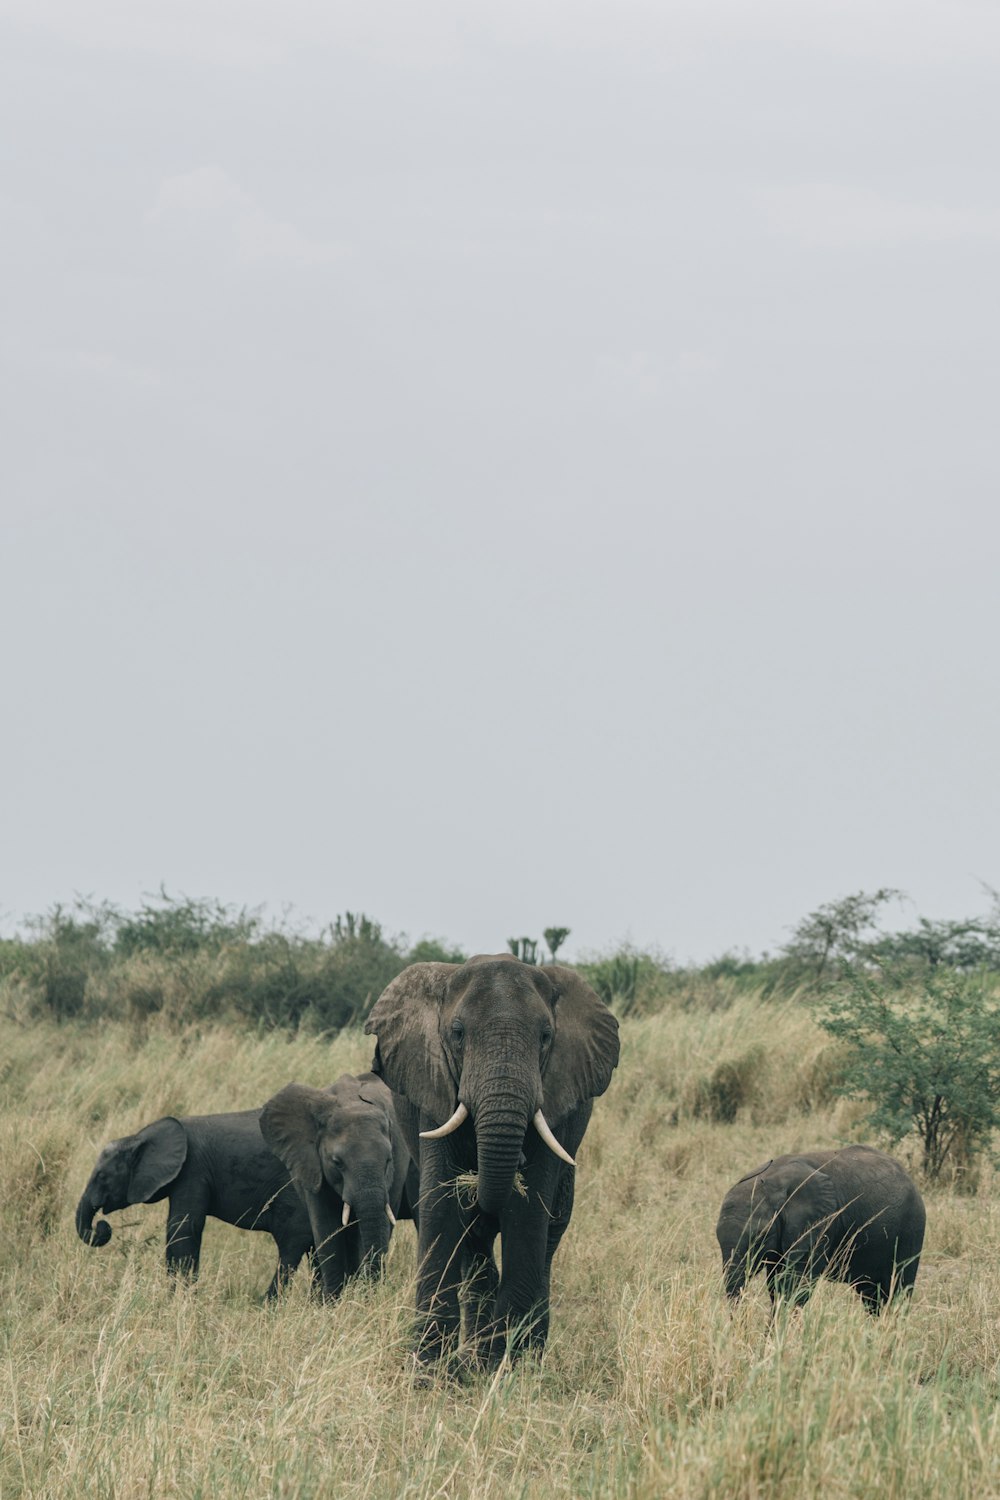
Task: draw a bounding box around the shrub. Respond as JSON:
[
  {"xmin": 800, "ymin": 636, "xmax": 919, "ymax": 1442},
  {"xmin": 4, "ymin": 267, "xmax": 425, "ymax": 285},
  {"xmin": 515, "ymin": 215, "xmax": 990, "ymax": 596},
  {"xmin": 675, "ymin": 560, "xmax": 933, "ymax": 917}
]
[
  {"xmin": 868, "ymin": 915, "xmax": 1000, "ymax": 974},
  {"xmin": 13, "ymin": 904, "xmax": 114, "ymax": 1022},
  {"xmin": 819, "ymin": 967, "xmax": 1000, "ymax": 1183},
  {"xmin": 408, "ymin": 938, "xmax": 468, "ymax": 965},
  {"xmin": 689, "ymin": 1049, "xmax": 765, "ymax": 1123},
  {"xmin": 580, "ymin": 947, "xmax": 673, "ymax": 1017},
  {"xmin": 113, "ymin": 889, "xmax": 262, "ymax": 956}
]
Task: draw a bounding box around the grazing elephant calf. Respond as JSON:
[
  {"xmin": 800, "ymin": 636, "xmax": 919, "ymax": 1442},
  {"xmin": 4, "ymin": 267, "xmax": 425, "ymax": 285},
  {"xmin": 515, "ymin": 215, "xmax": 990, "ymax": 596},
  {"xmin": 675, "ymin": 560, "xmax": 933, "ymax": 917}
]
[
  {"xmin": 716, "ymin": 1145, "xmax": 926, "ymax": 1314},
  {"xmin": 260, "ymin": 1072, "xmax": 417, "ymax": 1299},
  {"xmin": 76, "ymin": 1109, "xmax": 314, "ymax": 1296}
]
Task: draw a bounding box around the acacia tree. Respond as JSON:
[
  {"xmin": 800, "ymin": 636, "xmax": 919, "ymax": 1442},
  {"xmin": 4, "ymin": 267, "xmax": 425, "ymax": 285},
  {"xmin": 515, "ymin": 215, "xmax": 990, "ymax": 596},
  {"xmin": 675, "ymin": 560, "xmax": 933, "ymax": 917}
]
[
  {"xmin": 782, "ymin": 889, "xmax": 902, "ymax": 982},
  {"xmin": 821, "ymin": 967, "xmax": 1000, "ymax": 1182}
]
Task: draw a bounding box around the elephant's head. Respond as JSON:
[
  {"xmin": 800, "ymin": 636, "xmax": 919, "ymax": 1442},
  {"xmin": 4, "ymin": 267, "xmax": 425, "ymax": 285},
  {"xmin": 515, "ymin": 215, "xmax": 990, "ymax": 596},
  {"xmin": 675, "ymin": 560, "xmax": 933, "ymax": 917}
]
[
  {"xmin": 260, "ymin": 1076, "xmax": 403, "ymax": 1275},
  {"xmin": 365, "ymin": 955, "xmax": 619, "ymax": 1217},
  {"xmin": 716, "ymin": 1157, "xmax": 840, "ymax": 1299},
  {"xmin": 75, "ymin": 1118, "xmax": 188, "ymax": 1248}
]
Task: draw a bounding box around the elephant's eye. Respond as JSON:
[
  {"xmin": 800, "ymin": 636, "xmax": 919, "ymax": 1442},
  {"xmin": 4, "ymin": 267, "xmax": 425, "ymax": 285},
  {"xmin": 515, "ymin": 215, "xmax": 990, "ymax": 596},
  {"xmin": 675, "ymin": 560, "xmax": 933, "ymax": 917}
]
[
  {"xmin": 540, "ymin": 1027, "xmax": 553, "ymax": 1047},
  {"xmin": 450, "ymin": 1020, "xmax": 465, "ymax": 1044}
]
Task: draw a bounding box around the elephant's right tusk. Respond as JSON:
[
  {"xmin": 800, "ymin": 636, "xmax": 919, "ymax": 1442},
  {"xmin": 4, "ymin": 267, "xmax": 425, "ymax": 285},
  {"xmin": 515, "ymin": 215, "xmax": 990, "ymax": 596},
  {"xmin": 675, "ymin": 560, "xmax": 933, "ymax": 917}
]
[
  {"xmin": 533, "ymin": 1110, "xmax": 576, "ymax": 1167},
  {"xmin": 342, "ymin": 1202, "xmax": 352, "ymax": 1228},
  {"xmin": 419, "ymin": 1102, "xmax": 469, "ymax": 1140},
  {"xmin": 386, "ymin": 1204, "xmax": 397, "ymax": 1226}
]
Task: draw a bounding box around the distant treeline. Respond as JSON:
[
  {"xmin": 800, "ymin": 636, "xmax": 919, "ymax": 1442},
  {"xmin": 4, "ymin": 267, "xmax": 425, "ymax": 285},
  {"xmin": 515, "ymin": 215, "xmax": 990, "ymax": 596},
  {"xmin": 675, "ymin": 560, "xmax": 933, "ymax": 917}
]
[{"xmin": 2, "ymin": 886, "xmax": 1000, "ymax": 1031}]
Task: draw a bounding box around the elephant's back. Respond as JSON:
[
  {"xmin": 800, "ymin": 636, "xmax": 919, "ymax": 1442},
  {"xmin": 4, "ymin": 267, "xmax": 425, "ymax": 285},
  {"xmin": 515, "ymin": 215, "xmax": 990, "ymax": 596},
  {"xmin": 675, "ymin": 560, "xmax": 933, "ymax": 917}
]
[
  {"xmin": 826, "ymin": 1145, "xmax": 926, "ymax": 1249},
  {"xmin": 185, "ymin": 1110, "xmax": 302, "ymax": 1207}
]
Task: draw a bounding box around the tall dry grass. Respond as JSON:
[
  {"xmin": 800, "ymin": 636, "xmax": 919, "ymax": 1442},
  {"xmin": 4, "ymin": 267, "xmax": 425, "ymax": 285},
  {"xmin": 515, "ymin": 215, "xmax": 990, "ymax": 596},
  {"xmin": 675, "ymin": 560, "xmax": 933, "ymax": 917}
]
[{"xmin": 1, "ymin": 992, "xmax": 998, "ymax": 1498}]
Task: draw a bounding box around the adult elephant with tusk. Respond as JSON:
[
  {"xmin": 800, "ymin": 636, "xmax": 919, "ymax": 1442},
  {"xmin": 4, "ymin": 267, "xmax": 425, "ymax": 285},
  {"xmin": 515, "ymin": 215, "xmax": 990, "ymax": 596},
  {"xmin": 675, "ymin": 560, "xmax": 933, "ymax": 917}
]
[{"xmin": 364, "ymin": 953, "xmax": 620, "ymax": 1371}]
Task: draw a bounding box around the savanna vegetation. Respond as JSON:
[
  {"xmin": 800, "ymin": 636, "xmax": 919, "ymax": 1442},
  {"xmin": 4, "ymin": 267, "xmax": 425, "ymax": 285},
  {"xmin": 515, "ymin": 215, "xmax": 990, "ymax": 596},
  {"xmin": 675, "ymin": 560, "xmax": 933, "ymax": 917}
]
[{"xmin": 2, "ymin": 889, "xmax": 1000, "ymax": 1497}]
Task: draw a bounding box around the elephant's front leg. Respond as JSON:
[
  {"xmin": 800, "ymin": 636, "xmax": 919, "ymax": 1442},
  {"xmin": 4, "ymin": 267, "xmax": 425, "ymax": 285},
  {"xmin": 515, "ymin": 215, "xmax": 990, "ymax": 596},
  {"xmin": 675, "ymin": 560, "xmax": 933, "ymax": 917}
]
[
  {"xmin": 165, "ymin": 1190, "xmax": 208, "ymax": 1280},
  {"xmin": 463, "ymin": 1217, "xmax": 500, "ymax": 1362},
  {"xmin": 485, "ymin": 1159, "xmax": 564, "ymax": 1366},
  {"xmin": 412, "ymin": 1146, "xmax": 468, "ymax": 1367},
  {"xmin": 264, "ymin": 1229, "xmax": 314, "ymax": 1300}
]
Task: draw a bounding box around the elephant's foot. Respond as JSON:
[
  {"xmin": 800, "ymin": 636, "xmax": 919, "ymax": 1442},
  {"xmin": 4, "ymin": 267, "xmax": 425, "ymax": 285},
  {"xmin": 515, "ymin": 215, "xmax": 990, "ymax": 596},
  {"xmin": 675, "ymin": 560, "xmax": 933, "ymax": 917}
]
[
  {"xmin": 478, "ymin": 1298, "xmax": 549, "ymax": 1368},
  {"xmin": 407, "ymin": 1349, "xmax": 477, "ymax": 1388},
  {"xmin": 409, "ymin": 1352, "xmax": 440, "ymax": 1389},
  {"xmin": 411, "ymin": 1311, "xmax": 461, "ymax": 1374}
]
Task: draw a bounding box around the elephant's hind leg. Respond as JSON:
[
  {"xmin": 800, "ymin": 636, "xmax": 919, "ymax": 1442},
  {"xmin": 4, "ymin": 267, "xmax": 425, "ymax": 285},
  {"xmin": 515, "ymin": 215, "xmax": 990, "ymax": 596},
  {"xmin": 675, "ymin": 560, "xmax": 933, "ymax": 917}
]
[
  {"xmin": 412, "ymin": 1156, "xmax": 467, "ymax": 1366},
  {"xmin": 854, "ymin": 1278, "xmax": 889, "ymax": 1314},
  {"xmin": 265, "ymin": 1230, "xmax": 313, "ymax": 1300}
]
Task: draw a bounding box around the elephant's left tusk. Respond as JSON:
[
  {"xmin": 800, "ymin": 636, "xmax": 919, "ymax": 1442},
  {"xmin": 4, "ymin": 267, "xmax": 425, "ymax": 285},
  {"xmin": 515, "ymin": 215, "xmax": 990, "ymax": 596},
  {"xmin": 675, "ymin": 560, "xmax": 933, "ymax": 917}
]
[
  {"xmin": 342, "ymin": 1202, "xmax": 352, "ymax": 1228},
  {"xmin": 386, "ymin": 1204, "xmax": 397, "ymax": 1226},
  {"xmin": 420, "ymin": 1102, "xmax": 469, "ymax": 1140},
  {"xmin": 533, "ymin": 1110, "xmax": 576, "ymax": 1167}
]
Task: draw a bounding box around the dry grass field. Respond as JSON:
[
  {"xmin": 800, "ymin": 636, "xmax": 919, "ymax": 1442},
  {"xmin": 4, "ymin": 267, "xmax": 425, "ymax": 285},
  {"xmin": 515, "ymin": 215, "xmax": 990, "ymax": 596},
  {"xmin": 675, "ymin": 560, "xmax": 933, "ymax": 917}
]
[{"xmin": 2, "ymin": 992, "xmax": 999, "ymax": 1498}]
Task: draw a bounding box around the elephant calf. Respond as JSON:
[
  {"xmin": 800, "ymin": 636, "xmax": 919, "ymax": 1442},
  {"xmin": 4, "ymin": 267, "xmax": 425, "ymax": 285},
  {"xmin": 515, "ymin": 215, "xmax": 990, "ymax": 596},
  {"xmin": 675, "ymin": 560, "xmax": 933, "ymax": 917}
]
[
  {"xmin": 76, "ymin": 1108, "xmax": 314, "ymax": 1297},
  {"xmin": 716, "ymin": 1145, "xmax": 926, "ymax": 1314},
  {"xmin": 260, "ymin": 1072, "xmax": 417, "ymax": 1299}
]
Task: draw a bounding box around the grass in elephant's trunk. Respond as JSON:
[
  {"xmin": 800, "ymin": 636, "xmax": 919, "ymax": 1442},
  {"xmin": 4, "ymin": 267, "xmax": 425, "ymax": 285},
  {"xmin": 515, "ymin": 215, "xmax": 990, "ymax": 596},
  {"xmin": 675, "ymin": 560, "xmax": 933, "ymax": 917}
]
[{"xmin": 453, "ymin": 1170, "xmax": 528, "ymax": 1211}]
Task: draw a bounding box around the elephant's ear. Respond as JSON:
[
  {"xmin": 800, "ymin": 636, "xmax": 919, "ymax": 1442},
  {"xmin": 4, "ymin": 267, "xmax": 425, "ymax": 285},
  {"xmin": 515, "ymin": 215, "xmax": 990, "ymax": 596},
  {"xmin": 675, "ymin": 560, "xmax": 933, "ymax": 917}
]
[
  {"xmin": 259, "ymin": 1083, "xmax": 325, "ymax": 1194},
  {"xmin": 364, "ymin": 963, "xmax": 457, "ymax": 1123},
  {"xmin": 128, "ymin": 1118, "xmax": 187, "ymax": 1203},
  {"xmin": 769, "ymin": 1160, "xmax": 841, "ymax": 1277},
  {"xmin": 538, "ymin": 965, "xmax": 621, "ymax": 1126}
]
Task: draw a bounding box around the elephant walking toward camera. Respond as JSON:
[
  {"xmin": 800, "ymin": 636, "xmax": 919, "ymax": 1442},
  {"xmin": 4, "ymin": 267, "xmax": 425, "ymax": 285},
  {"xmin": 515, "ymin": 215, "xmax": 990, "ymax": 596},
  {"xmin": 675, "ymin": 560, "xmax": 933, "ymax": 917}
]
[
  {"xmin": 716, "ymin": 1145, "xmax": 926, "ymax": 1314},
  {"xmin": 260, "ymin": 1073, "xmax": 417, "ymax": 1298},
  {"xmin": 364, "ymin": 954, "xmax": 620, "ymax": 1371},
  {"xmin": 76, "ymin": 1109, "xmax": 314, "ymax": 1296}
]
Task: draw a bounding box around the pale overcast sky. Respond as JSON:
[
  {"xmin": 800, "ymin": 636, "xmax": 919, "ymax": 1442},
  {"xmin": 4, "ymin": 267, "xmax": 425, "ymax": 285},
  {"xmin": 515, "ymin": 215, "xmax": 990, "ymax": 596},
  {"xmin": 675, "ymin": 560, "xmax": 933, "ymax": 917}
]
[{"xmin": 3, "ymin": 1, "xmax": 998, "ymax": 962}]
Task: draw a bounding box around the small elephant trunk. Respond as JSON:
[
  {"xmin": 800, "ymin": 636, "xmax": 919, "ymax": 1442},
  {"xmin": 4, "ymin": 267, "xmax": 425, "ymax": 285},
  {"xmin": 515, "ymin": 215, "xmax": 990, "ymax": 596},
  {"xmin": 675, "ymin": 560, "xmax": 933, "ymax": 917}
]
[
  {"xmin": 355, "ymin": 1201, "xmax": 392, "ymax": 1275},
  {"xmin": 75, "ymin": 1191, "xmax": 112, "ymax": 1248},
  {"xmin": 719, "ymin": 1205, "xmax": 769, "ymax": 1300}
]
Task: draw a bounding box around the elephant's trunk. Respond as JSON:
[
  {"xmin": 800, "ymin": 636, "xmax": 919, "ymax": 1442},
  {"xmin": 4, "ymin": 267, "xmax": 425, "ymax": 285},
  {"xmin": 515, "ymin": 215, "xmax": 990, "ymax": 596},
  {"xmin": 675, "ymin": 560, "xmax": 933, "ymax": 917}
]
[
  {"xmin": 723, "ymin": 1239, "xmax": 750, "ymax": 1299},
  {"xmin": 355, "ymin": 1199, "xmax": 392, "ymax": 1275},
  {"xmin": 720, "ymin": 1210, "xmax": 766, "ymax": 1299},
  {"xmin": 473, "ymin": 1093, "xmax": 533, "ymax": 1218},
  {"xmin": 75, "ymin": 1191, "xmax": 112, "ymax": 1248}
]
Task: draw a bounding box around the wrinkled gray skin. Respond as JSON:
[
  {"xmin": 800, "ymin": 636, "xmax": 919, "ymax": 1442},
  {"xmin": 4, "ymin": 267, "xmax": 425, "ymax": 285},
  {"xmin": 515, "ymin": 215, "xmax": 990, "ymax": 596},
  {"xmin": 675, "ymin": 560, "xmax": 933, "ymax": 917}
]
[
  {"xmin": 716, "ymin": 1145, "xmax": 926, "ymax": 1315},
  {"xmin": 365, "ymin": 954, "xmax": 620, "ymax": 1370},
  {"xmin": 260, "ymin": 1072, "xmax": 416, "ymax": 1299},
  {"xmin": 75, "ymin": 1109, "xmax": 314, "ymax": 1297}
]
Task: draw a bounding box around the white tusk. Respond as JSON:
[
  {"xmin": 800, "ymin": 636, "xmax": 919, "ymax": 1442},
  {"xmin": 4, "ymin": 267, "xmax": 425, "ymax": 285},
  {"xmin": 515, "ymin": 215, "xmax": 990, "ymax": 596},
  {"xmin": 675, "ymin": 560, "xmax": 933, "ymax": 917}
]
[
  {"xmin": 386, "ymin": 1204, "xmax": 397, "ymax": 1226},
  {"xmin": 533, "ymin": 1110, "xmax": 576, "ymax": 1167},
  {"xmin": 419, "ymin": 1102, "xmax": 469, "ymax": 1140},
  {"xmin": 342, "ymin": 1202, "xmax": 352, "ymax": 1228}
]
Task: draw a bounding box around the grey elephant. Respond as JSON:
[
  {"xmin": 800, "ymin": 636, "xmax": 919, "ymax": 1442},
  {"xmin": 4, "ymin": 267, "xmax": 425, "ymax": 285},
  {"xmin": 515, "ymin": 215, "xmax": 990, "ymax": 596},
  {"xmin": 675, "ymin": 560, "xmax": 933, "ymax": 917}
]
[
  {"xmin": 364, "ymin": 954, "xmax": 620, "ymax": 1371},
  {"xmin": 716, "ymin": 1145, "xmax": 926, "ymax": 1314},
  {"xmin": 260, "ymin": 1072, "xmax": 416, "ymax": 1299},
  {"xmin": 75, "ymin": 1108, "xmax": 314, "ymax": 1297}
]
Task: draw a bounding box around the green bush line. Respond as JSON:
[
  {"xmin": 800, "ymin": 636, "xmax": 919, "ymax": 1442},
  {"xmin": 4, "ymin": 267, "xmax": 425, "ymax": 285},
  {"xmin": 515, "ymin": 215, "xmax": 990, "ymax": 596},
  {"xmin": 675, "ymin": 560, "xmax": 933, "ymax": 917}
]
[{"xmin": 4, "ymin": 887, "xmax": 1000, "ymax": 1036}]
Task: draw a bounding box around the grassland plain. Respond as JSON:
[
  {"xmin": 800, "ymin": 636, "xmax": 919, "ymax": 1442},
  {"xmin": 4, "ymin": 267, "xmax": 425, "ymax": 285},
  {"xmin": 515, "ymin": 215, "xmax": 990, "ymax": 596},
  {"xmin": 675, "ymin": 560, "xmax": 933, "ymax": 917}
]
[{"xmin": 2, "ymin": 994, "xmax": 1000, "ymax": 1499}]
